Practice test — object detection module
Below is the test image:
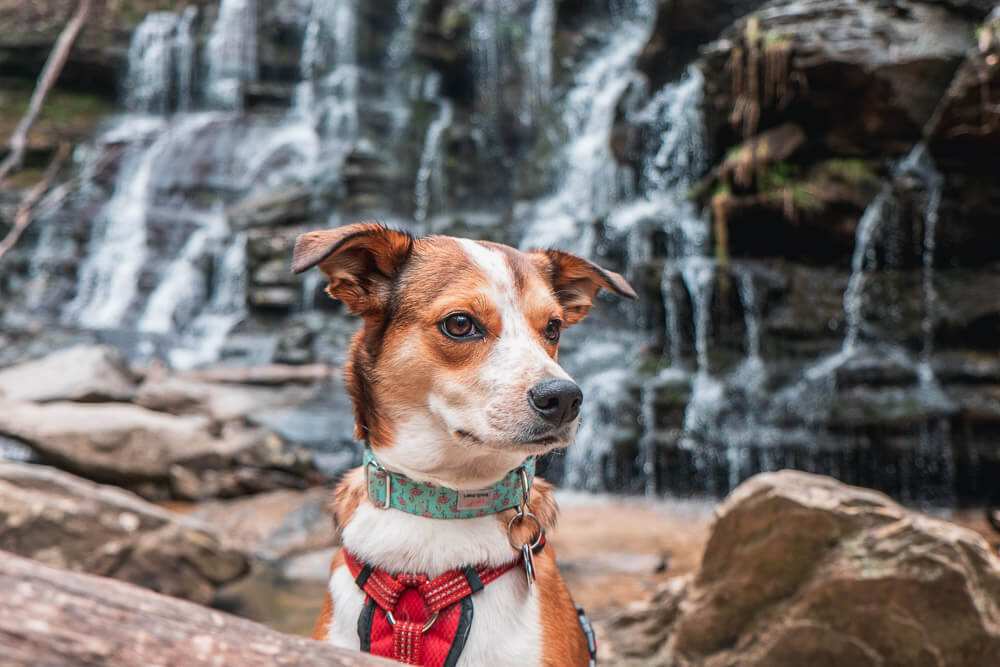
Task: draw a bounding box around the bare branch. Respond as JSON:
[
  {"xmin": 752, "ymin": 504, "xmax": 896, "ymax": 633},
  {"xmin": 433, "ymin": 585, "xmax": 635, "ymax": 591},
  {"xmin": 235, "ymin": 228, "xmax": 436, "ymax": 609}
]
[
  {"xmin": 0, "ymin": 0, "xmax": 93, "ymax": 186},
  {"xmin": 0, "ymin": 143, "xmax": 71, "ymax": 263}
]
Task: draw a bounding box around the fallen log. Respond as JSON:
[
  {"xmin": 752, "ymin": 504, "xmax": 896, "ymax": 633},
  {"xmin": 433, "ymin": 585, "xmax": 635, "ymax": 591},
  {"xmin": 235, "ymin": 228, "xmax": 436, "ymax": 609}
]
[{"xmin": 0, "ymin": 550, "xmax": 391, "ymax": 666}]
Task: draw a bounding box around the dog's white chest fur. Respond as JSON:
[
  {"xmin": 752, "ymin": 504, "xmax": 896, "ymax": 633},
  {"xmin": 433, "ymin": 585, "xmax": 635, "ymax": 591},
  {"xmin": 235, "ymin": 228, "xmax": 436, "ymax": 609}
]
[{"xmin": 324, "ymin": 503, "xmax": 543, "ymax": 666}]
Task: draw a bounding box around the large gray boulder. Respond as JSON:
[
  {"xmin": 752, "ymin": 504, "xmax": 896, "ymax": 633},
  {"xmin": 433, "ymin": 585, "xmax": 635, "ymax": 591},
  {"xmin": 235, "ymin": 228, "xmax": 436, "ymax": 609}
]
[
  {"xmin": 0, "ymin": 462, "xmax": 249, "ymax": 605},
  {"xmin": 0, "ymin": 400, "xmax": 215, "ymax": 480},
  {"xmin": 607, "ymin": 471, "xmax": 1000, "ymax": 666},
  {"xmin": 0, "ymin": 344, "xmax": 136, "ymax": 403},
  {"xmin": 0, "ymin": 401, "xmax": 318, "ymax": 500},
  {"xmin": 136, "ymin": 372, "xmax": 312, "ymax": 423}
]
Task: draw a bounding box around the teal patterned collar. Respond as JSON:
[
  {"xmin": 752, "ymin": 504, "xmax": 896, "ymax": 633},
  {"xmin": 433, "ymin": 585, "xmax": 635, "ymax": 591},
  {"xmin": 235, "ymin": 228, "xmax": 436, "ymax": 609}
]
[{"xmin": 363, "ymin": 446, "xmax": 536, "ymax": 519}]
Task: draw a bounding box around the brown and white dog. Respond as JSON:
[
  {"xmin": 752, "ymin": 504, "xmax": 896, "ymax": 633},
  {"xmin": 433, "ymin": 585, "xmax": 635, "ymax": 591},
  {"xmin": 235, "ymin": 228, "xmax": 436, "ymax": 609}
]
[{"xmin": 292, "ymin": 223, "xmax": 636, "ymax": 666}]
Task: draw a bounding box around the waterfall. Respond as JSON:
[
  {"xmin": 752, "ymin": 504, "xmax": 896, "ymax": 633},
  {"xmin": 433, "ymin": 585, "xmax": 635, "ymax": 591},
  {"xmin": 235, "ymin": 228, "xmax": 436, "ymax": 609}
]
[
  {"xmin": 204, "ymin": 0, "xmax": 258, "ymax": 109},
  {"xmin": 524, "ymin": 0, "xmax": 555, "ymax": 121},
  {"xmin": 841, "ymin": 184, "xmax": 894, "ymax": 352},
  {"xmin": 10, "ymin": 0, "xmax": 980, "ymax": 503},
  {"xmin": 62, "ymin": 117, "xmax": 172, "ymax": 328},
  {"xmin": 414, "ymin": 97, "xmax": 453, "ymax": 226},
  {"xmin": 124, "ymin": 9, "xmax": 198, "ymax": 114},
  {"xmin": 918, "ymin": 151, "xmax": 944, "ymax": 385},
  {"xmin": 519, "ymin": 0, "xmax": 656, "ymax": 253},
  {"xmin": 167, "ymin": 232, "xmax": 249, "ymax": 369}
]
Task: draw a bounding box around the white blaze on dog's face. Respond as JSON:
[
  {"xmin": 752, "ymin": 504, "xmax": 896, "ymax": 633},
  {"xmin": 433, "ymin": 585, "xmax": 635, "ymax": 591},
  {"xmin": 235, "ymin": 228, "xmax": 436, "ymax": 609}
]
[{"xmin": 292, "ymin": 223, "xmax": 637, "ymax": 488}]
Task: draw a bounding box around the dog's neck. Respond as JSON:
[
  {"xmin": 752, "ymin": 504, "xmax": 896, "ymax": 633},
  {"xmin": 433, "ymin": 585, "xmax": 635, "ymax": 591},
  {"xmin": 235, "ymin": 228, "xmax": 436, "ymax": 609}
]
[
  {"xmin": 365, "ymin": 413, "xmax": 538, "ymax": 490},
  {"xmin": 334, "ymin": 467, "xmax": 558, "ymax": 578}
]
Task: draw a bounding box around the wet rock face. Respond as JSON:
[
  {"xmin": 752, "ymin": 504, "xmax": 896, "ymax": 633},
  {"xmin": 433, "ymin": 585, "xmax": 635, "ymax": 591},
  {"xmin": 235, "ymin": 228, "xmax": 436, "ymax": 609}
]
[
  {"xmin": 701, "ymin": 0, "xmax": 975, "ymax": 159},
  {"xmin": 607, "ymin": 471, "xmax": 1000, "ymax": 666},
  {"xmin": 0, "ymin": 462, "xmax": 249, "ymax": 605},
  {"xmin": 636, "ymin": 0, "xmax": 765, "ymax": 92}
]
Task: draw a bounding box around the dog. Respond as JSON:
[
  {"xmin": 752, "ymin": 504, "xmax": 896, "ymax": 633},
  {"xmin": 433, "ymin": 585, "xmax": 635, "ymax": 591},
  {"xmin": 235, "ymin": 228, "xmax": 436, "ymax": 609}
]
[{"xmin": 292, "ymin": 223, "xmax": 636, "ymax": 666}]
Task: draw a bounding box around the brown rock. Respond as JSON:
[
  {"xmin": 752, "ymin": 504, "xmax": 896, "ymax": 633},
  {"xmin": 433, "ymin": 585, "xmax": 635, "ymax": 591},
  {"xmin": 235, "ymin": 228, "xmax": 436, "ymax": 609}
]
[
  {"xmin": 927, "ymin": 10, "xmax": 1000, "ymax": 167},
  {"xmin": 0, "ymin": 462, "xmax": 248, "ymax": 605},
  {"xmin": 701, "ymin": 0, "xmax": 976, "ymax": 158},
  {"xmin": 608, "ymin": 471, "xmax": 1000, "ymax": 666},
  {"xmin": 192, "ymin": 487, "xmax": 337, "ymax": 561},
  {"xmin": 718, "ymin": 123, "xmax": 806, "ymax": 189},
  {"xmin": 0, "ymin": 549, "xmax": 392, "ymax": 666}
]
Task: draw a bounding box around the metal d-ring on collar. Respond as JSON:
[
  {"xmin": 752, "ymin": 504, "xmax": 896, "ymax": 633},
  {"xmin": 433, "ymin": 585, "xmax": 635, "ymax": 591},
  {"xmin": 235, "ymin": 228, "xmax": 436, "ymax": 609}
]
[
  {"xmin": 366, "ymin": 454, "xmax": 391, "ymax": 510},
  {"xmin": 506, "ymin": 468, "xmax": 545, "ymax": 587}
]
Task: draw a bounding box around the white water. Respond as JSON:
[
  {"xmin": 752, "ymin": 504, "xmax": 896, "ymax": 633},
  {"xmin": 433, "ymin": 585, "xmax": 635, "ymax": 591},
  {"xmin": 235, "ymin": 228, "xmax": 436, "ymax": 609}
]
[
  {"xmin": 124, "ymin": 10, "xmax": 199, "ymax": 113},
  {"xmin": 414, "ymin": 93, "xmax": 453, "ymax": 226},
  {"xmin": 63, "ymin": 115, "xmax": 209, "ymax": 329},
  {"xmin": 204, "ymin": 0, "xmax": 259, "ymax": 109},
  {"xmin": 519, "ymin": 0, "xmax": 655, "ymax": 253},
  {"xmin": 524, "ymin": 0, "xmax": 556, "ymax": 122}
]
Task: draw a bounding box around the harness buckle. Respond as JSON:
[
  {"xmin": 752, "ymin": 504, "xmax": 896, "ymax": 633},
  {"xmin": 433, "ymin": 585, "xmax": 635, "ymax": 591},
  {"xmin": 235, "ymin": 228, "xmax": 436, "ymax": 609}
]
[{"xmin": 366, "ymin": 457, "xmax": 391, "ymax": 510}]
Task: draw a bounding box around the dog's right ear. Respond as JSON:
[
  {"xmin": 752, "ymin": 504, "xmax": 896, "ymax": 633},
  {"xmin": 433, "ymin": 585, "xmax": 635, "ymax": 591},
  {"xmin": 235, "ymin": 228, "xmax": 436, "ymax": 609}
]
[{"xmin": 292, "ymin": 222, "xmax": 414, "ymax": 316}]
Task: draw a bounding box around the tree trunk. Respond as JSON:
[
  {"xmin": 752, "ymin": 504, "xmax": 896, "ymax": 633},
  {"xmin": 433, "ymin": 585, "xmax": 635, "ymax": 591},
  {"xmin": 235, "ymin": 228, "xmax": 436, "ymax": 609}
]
[
  {"xmin": 0, "ymin": 551, "xmax": 392, "ymax": 666},
  {"xmin": 0, "ymin": 0, "xmax": 93, "ymax": 186}
]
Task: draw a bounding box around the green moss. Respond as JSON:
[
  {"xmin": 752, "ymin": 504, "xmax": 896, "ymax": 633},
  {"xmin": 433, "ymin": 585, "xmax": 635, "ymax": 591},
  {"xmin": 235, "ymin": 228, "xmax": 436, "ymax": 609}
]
[
  {"xmin": 764, "ymin": 31, "xmax": 790, "ymax": 46},
  {"xmin": 758, "ymin": 161, "xmax": 799, "ymax": 190},
  {"xmin": 822, "ymin": 158, "xmax": 879, "ymax": 187}
]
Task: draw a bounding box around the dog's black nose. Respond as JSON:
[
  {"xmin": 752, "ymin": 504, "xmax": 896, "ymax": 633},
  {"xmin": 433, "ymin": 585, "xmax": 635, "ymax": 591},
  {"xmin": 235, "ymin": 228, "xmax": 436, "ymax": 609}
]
[{"xmin": 528, "ymin": 378, "xmax": 583, "ymax": 426}]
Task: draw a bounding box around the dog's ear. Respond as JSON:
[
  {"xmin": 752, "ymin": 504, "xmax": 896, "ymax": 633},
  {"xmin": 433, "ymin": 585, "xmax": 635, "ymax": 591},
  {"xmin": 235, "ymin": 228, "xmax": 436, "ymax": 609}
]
[
  {"xmin": 532, "ymin": 249, "xmax": 637, "ymax": 326},
  {"xmin": 292, "ymin": 222, "xmax": 414, "ymax": 316}
]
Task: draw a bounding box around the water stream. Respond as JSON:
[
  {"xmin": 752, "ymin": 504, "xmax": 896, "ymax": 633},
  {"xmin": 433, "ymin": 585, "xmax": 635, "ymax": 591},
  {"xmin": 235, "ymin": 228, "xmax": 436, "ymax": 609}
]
[{"xmin": 7, "ymin": 0, "xmax": 978, "ymax": 503}]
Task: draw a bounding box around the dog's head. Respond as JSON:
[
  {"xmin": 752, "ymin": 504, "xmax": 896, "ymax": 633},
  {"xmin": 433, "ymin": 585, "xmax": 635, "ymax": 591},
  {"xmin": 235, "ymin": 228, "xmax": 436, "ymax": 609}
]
[{"xmin": 293, "ymin": 223, "xmax": 636, "ymax": 487}]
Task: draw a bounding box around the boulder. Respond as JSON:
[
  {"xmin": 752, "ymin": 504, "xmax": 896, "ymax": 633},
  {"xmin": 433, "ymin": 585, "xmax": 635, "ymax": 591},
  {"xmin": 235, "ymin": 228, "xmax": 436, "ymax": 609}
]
[
  {"xmin": 136, "ymin": 373, "xmax": 313, "ymax": 423},
  {"xmin": 0, "ymin": 401, "xmax": 319, "ymax": 500},
  {"xmin": 607, "ymin": 471, "xmax": 1000, "ymax": 666},
  {"xmin": 192, "ymin": 487, "xmax": 336, "ymax": 562},
  {"xmin": 0, "ymin": 344, "xmax": 136, "ymax": 402},
  {"xmin": 0, "ymin": 462, "xmax": 248, "ymax": 605},
  {"xmin": 0, "ymin": 401, "xmax": 216, "ymax": 481},
  {"xmin": 0, "ymin": 549, "xmax": 392, "ymax": 666}
]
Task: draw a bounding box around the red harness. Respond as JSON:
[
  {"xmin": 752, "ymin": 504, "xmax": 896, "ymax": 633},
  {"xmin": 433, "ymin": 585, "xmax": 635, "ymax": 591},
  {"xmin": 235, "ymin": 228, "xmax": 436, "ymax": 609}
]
[{"xmin": 344, "ymin": 537, "xmax": 545, "ymax": 666}]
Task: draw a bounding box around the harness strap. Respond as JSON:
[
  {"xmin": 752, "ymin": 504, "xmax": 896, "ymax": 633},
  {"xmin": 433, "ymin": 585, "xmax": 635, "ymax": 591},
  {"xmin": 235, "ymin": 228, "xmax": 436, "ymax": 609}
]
[{"xmin": 343, "ymin": 540, "xmax": 546, "ymax": 666}]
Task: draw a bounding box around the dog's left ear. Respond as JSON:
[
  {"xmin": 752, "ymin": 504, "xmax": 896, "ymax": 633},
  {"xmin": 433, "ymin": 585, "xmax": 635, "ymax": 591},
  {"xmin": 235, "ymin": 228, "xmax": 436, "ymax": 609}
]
[
  {"xmin": 291, "ymin": 222, "xmax": 414, "ymax": 316},
  {"xmin": 532, "ymin": 249, "xmax": 637, "ymax": 326}
]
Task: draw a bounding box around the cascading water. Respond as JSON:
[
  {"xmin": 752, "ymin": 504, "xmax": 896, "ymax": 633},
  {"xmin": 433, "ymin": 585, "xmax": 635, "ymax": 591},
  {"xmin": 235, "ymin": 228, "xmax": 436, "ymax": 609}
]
[
  {"xmin": 10, "ymin": 0, "xmax": 982, "ymax": 504},
  {"xmin": 518, "ymin": 0, "xmax": 656, "ymax": 254},
  {"xmin": 204, "ymin": 0, "xmax": 258, "ymax": 109},
  {"xmin": 414, "ymin": 99, "xmax": 453, "ymax": 227},
  {"xmin": 124, "ymin": 9, "xmax": 198, "ymax": 113}
]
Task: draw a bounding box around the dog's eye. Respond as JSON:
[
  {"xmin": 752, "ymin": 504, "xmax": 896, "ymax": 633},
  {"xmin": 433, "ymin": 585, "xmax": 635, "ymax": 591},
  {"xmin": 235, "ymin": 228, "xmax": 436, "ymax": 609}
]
[
  {"xmin": 441, "ymin": 313, "xmax": 481, "ymax": 340},
  {"xmin": 543, "ymin": 318, "xmax": 562, "ymax": 343}
]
